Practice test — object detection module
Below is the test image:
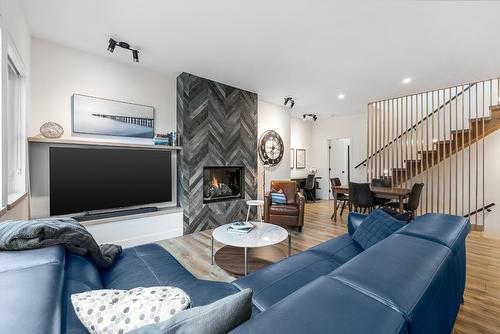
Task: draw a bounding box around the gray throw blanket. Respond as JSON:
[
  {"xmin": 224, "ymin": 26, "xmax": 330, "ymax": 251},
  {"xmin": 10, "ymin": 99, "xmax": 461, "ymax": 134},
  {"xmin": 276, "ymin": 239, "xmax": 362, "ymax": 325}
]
[{"xmin": 0, "ymin": 217, "xmax": 121, "ymax": 268}]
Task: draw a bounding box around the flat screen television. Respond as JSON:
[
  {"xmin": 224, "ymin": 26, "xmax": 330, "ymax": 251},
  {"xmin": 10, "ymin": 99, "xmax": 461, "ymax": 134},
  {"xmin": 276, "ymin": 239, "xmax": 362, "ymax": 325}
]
[{"xmin": 50, "ymin": 147, "xmax": 172, "ymax": 216}]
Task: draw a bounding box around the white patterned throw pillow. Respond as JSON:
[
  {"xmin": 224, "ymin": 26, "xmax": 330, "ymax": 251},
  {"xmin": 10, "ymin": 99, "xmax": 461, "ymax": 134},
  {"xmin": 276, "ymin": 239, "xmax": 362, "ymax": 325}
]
[{"xmin": 71, "ymin": 287, "xmax": 190, "ymax": 334}]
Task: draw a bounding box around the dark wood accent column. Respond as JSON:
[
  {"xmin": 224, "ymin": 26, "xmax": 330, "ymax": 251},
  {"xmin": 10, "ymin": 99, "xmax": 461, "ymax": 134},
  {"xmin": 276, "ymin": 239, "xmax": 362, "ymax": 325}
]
[{"xmin": 177, "ymin": 72, "xmax": 258, "ymax": 234}]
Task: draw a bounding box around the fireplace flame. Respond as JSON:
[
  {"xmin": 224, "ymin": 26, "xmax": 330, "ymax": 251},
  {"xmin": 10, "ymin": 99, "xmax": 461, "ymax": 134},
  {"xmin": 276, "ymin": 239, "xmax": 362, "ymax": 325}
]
[{"xmin": 212, "ymin": 175, "xmax": 220, "ymax": 189}]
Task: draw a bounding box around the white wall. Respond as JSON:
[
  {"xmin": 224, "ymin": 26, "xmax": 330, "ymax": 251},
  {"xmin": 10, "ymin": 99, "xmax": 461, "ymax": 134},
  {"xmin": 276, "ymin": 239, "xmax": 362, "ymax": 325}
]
[
  {"xmin": 21, "ymin": 39, "xmax": 180, "ymax": 219},
  {"xmin": 290, "ymin": 117, "xmax": 312, "ymax": 178},
  {"xmin": 0, "ymin": 0, "xmax": 31, "ymax": 220},
  {"xmin": 30, "ymin": 38, "xmax": 177, "ymax": 141},
  {"xmin": 483, "ymin": 130, "xmax": 500, "ymax": 237},
  {"xmin": 257, "ymin": 100, "xmax": 291, "ymax": 198},
  {"xmin": 310, "ymin": 113, "xmax": 367, "ymax": 199}
]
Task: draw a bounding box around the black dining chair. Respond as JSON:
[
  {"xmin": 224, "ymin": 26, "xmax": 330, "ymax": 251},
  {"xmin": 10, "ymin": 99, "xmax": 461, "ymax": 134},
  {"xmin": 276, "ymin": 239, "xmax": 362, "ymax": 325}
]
[
  {"xmin": 330, "ymin": 177, "xmax": 349, "ymax": 219},
  {"xmin": 349, "ymin": 182, "xmax": 375, "ymax": 213},
  {"xmin": 371, "ymin": 178, "xmax": 391, "ymax": 207},
  {"xmin": 387, "ymin": 183, "xmax": 424, "ymax": 219},
  {"xmin": 304, "ymin": 174, "xmax": 316, "ymax": 202},
  {"xmin": 371, "ymin": 178, "xmax": 391, "ymax": 188}
]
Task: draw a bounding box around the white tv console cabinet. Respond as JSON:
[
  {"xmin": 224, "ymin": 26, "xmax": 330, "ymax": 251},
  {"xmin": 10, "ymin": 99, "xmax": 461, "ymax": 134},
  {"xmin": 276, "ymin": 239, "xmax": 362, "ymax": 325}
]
[
  {"xmin": 82, "ymin": 207, "xmax": 183, "ymax": 248},
  {"xmin": 28, "ymin": 136, "xmax": 184, "ymax": 247}
]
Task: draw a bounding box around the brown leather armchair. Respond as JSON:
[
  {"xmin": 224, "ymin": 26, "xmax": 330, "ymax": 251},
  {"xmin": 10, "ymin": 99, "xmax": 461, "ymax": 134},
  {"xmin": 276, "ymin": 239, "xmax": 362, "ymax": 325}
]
[{"xmin": 264, "ymin": 180, "xmax": 305, "ymax": 232}]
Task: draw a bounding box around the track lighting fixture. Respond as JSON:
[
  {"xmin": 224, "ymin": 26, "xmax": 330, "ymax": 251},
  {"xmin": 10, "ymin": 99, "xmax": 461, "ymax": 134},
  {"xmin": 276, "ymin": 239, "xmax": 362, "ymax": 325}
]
[
  {"xmin": 107, "ymin": 38, "xmax": 140, "ymax": 63},
  {"xmin": 302, "ymin": 114, "xmax": 318, "ymax": 122},
  {"xmin": 284, "ymin": 96, "xmax": 295, "ymax": 109},
  {"xmin": 107, "ymin": 38, "xmax": 117, "ymax": 52}
]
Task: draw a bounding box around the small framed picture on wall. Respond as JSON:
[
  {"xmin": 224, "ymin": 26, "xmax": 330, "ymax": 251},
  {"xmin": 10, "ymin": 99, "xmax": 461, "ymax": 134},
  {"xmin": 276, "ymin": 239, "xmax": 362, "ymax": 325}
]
[
  {"xmin": 296, "ymin": 149, "xmax": 306, "ymax": 169},
  {"xmin": 290, "ymin": 148, "xmax": 294, "ymax": 169}
]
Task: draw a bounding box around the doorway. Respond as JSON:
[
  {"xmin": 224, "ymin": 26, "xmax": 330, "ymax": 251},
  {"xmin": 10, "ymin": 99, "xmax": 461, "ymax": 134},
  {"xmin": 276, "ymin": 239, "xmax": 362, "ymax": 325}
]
[{"xmin": 328, "ymin": 138, "xmax": 351, "ymax": 199}]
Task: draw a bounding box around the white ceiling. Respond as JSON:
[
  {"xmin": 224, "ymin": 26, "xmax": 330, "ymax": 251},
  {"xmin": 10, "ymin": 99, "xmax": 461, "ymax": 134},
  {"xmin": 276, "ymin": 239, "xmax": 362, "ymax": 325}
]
[{"xmin": 21, "ymin": 0, "xmax": 500, "ymax": 119}]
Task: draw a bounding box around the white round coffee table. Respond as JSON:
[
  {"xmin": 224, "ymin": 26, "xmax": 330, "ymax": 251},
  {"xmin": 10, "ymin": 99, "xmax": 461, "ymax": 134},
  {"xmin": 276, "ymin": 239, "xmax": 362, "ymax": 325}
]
[{"xmin": 211, "ymin": 222, "xmax": 291, "ymax": 276}]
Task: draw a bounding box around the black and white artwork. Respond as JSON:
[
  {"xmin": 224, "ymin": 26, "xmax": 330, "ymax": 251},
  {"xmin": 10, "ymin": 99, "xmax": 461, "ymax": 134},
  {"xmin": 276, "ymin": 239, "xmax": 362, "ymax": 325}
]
[
  {"xmin": 296, "ymin": 149, "xmax": 306, "ymax": 169},
  {"xmin": 72, "ymin": 94, "xmax": 155, "ymax": 138}
]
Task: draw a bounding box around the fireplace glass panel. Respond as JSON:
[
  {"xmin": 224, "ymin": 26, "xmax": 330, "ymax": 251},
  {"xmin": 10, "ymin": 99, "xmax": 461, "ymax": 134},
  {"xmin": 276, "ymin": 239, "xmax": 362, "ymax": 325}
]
[{"xmin": 203, "ymin": 166, "xmax": 244, "ymax": 203}]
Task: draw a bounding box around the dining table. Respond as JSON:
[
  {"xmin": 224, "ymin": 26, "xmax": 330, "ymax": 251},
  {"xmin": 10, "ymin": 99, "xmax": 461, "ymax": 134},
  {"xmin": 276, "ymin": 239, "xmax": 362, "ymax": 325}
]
[{"xmin": 331, "ymin": 185, "xmax": 411, "ymax": 222}]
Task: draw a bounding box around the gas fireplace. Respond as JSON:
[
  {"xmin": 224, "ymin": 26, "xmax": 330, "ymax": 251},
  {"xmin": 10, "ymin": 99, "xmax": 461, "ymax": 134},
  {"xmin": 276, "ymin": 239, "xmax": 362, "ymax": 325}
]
[{"xmin": 203, "ymin": 166, "xmax": 244, "ymax": 203}]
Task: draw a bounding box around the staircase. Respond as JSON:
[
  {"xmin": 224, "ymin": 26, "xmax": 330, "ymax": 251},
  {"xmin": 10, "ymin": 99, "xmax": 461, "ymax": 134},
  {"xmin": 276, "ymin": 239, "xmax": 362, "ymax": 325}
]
[
  {"xmin": 364, "ymin": 78, "xmax": 500, "ymax": 228},
  {"xmin": 393, "ymin": 105, "xmax": 500, "ymax": 183}
]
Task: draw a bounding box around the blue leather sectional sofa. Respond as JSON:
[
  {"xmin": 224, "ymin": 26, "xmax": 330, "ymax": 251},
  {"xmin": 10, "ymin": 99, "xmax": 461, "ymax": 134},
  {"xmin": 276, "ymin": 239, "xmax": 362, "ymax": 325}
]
[{"xmin": 0, "ymin": 212, "xmax": 470, "ymax": 334}]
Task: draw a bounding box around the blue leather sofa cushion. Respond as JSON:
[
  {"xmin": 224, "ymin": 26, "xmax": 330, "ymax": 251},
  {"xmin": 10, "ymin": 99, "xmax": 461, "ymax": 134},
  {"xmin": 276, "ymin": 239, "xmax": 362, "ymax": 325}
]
[
  {"xmin": 352, "ymin": 209, "xmax": 405, "ymax": 250},
  {"xmin": 231, "ymin": 276, "xmax": 409, "ymax": 334},
  {"xmin": 62, "ymin": 253, "xmax": 104, "ymax": 334},
  {"xmin": 101, "ymin": 244, "xmax": 196, "ymax": 288},
  {"xmin": 306, "ymin": 233, "xmax": 363, "ymax": 265},
  {"xmin": 233, "ymin": 234, "xmax": 361, "ymax": 311},
  {"xmin": 101, "ymin": 243, "xmax": 240, "ymax": 307},
  {"xmin": 396, "ymin": 213, "xmax": 470, "ymax": 255},
  {"xmin": 330, "ymin": 233, "xmax": 458, "ymax": 334},
  {"xmin": 0, "ymin": 246, "xmax": 65, "ymax": 334}
]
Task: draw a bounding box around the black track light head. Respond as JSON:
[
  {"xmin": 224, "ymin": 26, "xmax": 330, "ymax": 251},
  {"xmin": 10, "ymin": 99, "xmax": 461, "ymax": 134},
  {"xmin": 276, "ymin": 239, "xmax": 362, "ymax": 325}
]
[
  {"xmin": 107, "ymin": 37, "xmax": 139, "ymax": 63},
  {"xmin": 303, "ymin": 114, "xmax": 318, "ymax": 122},
  {"xmin": 284, "ymin": 96, "xmax": 295, "ymax": 109},
  {"xmin": 107, "ymin": 38, "xmax": 117, "ymax": 53},
  {"xmin": 132, "ymin": 50, "xmax": 139, "ymax": 63}
]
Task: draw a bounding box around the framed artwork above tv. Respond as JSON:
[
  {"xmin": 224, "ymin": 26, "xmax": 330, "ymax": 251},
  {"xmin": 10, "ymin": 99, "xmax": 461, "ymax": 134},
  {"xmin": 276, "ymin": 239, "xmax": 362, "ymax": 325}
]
[{"xmin": 72, "ymin": 94, "xmax": 155, "ymax": 139}]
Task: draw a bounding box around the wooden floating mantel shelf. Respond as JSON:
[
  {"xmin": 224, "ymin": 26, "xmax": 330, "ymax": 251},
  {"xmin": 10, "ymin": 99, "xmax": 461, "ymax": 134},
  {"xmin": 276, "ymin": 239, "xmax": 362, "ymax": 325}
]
[{"xmin": 27, "ymin": 136, "xmax": 183, "ymax": 151}]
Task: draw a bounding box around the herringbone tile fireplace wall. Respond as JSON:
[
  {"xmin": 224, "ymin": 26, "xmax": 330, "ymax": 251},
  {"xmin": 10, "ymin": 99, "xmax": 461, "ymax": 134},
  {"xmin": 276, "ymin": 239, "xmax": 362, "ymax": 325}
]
[{"xmin": 177, "ymin": 72, "xmax": 258, "ymax": 234}]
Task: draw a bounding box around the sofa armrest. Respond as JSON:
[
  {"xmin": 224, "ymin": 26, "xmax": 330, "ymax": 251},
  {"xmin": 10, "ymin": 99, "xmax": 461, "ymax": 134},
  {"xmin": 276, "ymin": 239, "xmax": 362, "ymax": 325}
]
[
  {"xmin": 264, "ymin": 191, "xmax": 272, "ymax": 222},
  {"xmin": 296, "ymin": 192, "xmax": 305, "ymax": 208},
  {"xmin": 347, "ymin": 212, "xmax": 367, "ymax": 235}
]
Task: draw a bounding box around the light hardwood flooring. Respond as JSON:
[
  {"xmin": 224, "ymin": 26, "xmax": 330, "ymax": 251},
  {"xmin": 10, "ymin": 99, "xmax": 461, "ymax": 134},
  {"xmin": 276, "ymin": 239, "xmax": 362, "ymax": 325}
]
[{"xmin": 157, "ymin": 200, "xmax": 500, "ymax": 334}]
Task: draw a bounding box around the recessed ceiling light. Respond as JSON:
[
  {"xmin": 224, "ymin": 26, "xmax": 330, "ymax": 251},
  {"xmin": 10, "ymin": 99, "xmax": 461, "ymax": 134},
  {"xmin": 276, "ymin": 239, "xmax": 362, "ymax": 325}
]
[
  {"xmin": 337, "ymin": 94, "xmax": 345, "ymax": 100},
  {"xmin": 402, "ymin": 78, "xmax": 412, "ymax": 84}
]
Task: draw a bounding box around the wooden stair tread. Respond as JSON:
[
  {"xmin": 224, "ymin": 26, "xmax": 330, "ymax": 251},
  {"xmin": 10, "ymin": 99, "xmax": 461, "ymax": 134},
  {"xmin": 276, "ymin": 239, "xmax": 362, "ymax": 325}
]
[
  {"xmin": 470, "ymin": 116, "xmax": 492, "ymax": 123},
  {"xmin": 378, "ymin": 106, "xmax": 500, "ymax": 185},
  {"xmin": 489, "ymin": 104, "xmax": 500, "ymax": 111},
  {"xmin": 470, "ymin": 224, "xmax": 485, "ymax": 232}
]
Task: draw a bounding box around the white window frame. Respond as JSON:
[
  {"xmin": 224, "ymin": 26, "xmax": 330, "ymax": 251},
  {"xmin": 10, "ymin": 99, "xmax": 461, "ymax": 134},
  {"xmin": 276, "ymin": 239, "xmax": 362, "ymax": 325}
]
[{"xmin": 2, "ymin": 31, "xmax": 27, "ymax": 209}]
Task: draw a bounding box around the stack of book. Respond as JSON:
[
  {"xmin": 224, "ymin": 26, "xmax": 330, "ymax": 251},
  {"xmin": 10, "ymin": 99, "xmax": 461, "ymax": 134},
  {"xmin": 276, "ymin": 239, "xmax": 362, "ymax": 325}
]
[
  {"xmin": 154, "ymin": 132, "xmax": 178, "ymax": 146},
  {"xmin": 227, "ymin": 221, "xmax": 255, "ymax": 234}
]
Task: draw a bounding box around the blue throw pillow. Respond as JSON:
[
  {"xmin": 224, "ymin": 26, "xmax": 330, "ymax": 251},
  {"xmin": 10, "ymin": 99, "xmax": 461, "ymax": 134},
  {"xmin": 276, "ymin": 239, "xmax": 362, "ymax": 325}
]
[
  {"xmin": 352, "ymin": 209, "xmax": 405, "ymax": 250},
  {"xmin": 271, "ymin": 190, "xmax": 287, "ymax": 205}
]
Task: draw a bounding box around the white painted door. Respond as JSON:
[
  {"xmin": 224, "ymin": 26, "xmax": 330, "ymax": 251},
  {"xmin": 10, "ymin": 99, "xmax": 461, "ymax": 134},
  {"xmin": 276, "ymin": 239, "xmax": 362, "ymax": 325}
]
[{"xmin": 329, "ymin": 138, "xmax": 351, "ymax": 186}]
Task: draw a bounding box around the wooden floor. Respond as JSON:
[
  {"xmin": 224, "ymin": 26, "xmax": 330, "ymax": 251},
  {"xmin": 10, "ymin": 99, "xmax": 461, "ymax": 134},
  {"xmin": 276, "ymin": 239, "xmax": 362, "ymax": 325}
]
[{"xmin": 157, "ymin": 200, "xmax": 500, "ymax": 334}]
